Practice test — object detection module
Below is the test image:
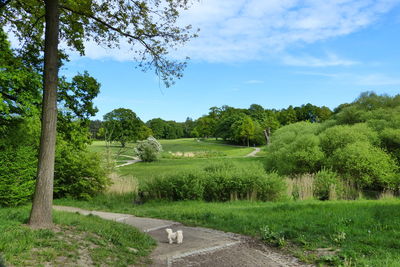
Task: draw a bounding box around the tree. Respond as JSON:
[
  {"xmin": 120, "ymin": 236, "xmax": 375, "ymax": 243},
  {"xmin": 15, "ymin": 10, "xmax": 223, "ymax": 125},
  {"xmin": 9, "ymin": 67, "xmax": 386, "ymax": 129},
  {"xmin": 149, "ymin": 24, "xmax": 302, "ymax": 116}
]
[
  {"xmin": 1, "ymin": 0, "xmax": 196, "ymax": 228},
  {"xmin": 103, "ymin": 108, "xmax": 143, "ymax": 147},
  {"xmin": 232, "ymin": 115, "xmax": 255, "ymax": 146}
]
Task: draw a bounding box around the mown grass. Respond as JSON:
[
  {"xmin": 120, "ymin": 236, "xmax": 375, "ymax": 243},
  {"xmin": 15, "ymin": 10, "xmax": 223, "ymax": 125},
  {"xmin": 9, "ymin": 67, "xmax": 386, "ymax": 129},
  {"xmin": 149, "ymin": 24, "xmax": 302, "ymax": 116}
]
[
  {"xmin": 55, "ymin": 196, "xmax": 400, "ymax": 266},
  {"xmin": 89, "ymin": 138, "xmax": 256, "ymax": 159},
  {"xmin": 118, "ymin": 157, "xmax": 266, "ymax": 185},
  {"xmin": 0, "ymin": 206, "xmax": 155, "ymax": 266}
]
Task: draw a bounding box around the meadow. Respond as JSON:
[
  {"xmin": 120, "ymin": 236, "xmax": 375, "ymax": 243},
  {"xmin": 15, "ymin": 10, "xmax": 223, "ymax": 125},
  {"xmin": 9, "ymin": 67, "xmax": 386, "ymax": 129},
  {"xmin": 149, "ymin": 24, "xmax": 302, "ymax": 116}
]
[{"xmin": 55, "ymin": 138, "xmax": 400, "ymax": 266}]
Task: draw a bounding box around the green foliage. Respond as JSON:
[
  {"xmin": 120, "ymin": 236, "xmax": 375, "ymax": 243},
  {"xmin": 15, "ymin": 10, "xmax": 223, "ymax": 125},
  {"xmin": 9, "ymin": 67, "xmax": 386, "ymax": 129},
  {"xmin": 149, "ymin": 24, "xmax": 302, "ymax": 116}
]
[
  {"xmin": 266, "ymin": 93, "xmax": 400, "ymax": 192},
  {"xmin": 140, "ymin": 161, "xmax": 286, "ymax": 202},
  {"xmin": 319, "ymin": 123, "xmax": 379, "ymax": 155},
  {"xmin": 266, "ymin": 122, "xmax": 324, "ymax": 175},
  {"xmin": 313, "ymin": 169, "xmax": 343, "ymax": 200},
  {"xmin": 54, "ymin": 143, "xmax": 110, "ymax": 200},
  {"xmin": 134, "ymin": 136, "xmax": 163, "ymax": 162},
  {"xmin": 103, "ymin": 108, "xmax": 143, "ymax": 147},
  {"xmin": 146, "ymin": 118, "xmax": 185, "ymax": 139},
  {"xmin": 0, "ymin": 146, "xmax": 37, "ymax": 207},
  {"xmin": 379, "ymin": 128, "xmax": 400, "ymax": 162},
  {"xmin": 328, "ymin": 142, "xmax": 399, "ymax": 190}
]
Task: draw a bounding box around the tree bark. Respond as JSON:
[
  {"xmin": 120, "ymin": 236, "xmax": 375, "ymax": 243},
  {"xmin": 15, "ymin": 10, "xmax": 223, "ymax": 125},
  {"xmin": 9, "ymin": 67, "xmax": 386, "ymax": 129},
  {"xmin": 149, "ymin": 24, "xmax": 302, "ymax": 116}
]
[
  {"xmin": 263, "ymin": 127, "xmax": 271, "ymax": 145},
  {"xmin": 29, "ymin": 0, "xmax": 59, "ymax": 229}
]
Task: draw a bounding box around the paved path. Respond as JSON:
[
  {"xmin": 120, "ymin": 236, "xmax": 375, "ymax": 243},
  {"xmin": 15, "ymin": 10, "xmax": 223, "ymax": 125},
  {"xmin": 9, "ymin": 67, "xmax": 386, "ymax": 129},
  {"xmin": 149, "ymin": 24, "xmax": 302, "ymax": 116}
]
[
  {"xmin": 116, "ymin": 155, "xmax": 141, "ymax": 168},
  {"xmin": 53, "ymin": 206, "xmax": 311, "ymax": 267},
  {"xmin": 246, "ymin": 147, "xmax": 261, "ymax": 157}
]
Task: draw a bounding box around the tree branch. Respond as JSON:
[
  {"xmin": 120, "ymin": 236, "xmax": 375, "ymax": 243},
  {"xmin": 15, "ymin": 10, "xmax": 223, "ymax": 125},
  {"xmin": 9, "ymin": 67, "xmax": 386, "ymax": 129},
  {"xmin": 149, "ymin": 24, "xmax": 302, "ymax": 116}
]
[
  {"xmin": 0, "ymin": 0, "xmax": 13, "ymax": 10},
  {"xmin": 59, "ymin": 4, "xmax": 158, "ymax": 56}
]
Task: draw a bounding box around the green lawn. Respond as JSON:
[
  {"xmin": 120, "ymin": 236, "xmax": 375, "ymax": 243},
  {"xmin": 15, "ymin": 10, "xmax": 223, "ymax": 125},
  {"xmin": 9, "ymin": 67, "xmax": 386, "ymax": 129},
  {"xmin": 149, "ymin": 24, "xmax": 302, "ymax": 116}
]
[
  {"xmin": 159, "ymin": 138, "xmax": 254, "ymax": 157},
  {"xmin": 89, "ymin": 138, "xmax": 256, "ymax": 159},
  {"xmin": 56, "ymin": 197, "xmax": 400, "ymax": 266},
  {"xmin": 117, "ymin": 157, "xmax": 266, "ymax": 185},
  {"xmin": 0, "ymin": 206, "xmax": 155, "ymax": 266}
]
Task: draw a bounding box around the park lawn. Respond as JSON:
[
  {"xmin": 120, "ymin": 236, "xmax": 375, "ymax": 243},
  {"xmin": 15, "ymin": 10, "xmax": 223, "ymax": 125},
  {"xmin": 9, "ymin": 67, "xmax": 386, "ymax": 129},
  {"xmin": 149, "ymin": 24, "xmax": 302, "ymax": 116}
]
[
  {"xmin": 0, "ymin": 206, "xmax": 155, "ymax": 267},
  {"xmin": 117, "ymin": 156, "xmax": 266, "ymax": 184},
  {"xmin": 55, "ymin": 197, "xmax": 400, "ymax": 266},
  {"xmin": 89, "ymin": 139, "xmax": 256, "ymax": 159},
  {"xmin": 159, "ymin": 138, "xmax": 255, "ymax": 157}
]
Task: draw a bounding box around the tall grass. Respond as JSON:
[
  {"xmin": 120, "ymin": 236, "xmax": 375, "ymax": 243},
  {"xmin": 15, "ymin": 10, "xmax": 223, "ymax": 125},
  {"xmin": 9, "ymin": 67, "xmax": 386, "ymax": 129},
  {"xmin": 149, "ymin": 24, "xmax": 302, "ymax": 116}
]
[{"xmin": 107, "ymin": 173, "xmax": 138, "ymax": 194}]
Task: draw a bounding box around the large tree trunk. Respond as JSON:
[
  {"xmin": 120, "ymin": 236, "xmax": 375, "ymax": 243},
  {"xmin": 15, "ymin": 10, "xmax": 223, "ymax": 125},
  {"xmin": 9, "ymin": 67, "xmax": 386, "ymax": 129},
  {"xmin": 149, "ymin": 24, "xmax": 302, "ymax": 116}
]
[
  {"xmin": 263, "ymin": 127, "xmax": 271, "ymax": 145},
  {"xmin": 29, "ymin": 0, "xmax": 60, "ymax": 229}
]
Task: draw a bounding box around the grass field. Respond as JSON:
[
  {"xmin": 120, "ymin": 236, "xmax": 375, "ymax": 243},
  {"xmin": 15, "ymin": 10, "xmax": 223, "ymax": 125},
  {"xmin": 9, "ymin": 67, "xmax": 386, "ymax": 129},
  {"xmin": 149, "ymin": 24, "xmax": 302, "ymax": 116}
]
[
  {"xmin": 118, "ymin": 157, "xmax": 266, "ymax": 185},
  {"xmin": 89, "ymin": 138, "xmax": 255, "ymax": 158},
  {"xmin": 56, "ymin": 196, "xmax": 400, "ymax": 267},
  {"xmin": 53, "ymin": 138, "xmax": 400, "ymax": 266},
  {"xmin": 0, "ymin": 206, "xmax": 155, "ymax": 266}
]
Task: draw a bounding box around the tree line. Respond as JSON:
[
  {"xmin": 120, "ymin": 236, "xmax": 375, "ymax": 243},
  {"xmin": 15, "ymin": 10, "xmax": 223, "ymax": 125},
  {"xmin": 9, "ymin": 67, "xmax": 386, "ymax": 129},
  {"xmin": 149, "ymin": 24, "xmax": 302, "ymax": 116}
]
[{"xmin": 91, "ymin": 103, "xmax": 333, "ymax": 146}]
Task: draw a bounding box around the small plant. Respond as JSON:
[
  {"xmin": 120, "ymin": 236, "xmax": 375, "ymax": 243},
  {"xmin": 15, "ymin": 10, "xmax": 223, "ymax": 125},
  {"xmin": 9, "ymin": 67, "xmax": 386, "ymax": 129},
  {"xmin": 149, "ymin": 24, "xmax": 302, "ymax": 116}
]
[
  {"xmin": 134, "ymin": 136, "xmax": 163, "ymax": 162},
  {"xmin": 260, "ymin": 225, "xmax": 286, "ymax": 247},
  {"xmin": 314, "ymin": 169, "xmax": 343, "ymax": 200}
]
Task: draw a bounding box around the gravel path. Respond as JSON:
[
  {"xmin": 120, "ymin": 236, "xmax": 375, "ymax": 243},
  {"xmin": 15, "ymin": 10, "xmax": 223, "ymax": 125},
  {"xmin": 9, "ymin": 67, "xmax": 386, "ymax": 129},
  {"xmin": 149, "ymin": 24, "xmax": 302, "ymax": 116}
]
[{"xmin": 53, "ymin": 206, "xmax": 312, "ymax": 267}]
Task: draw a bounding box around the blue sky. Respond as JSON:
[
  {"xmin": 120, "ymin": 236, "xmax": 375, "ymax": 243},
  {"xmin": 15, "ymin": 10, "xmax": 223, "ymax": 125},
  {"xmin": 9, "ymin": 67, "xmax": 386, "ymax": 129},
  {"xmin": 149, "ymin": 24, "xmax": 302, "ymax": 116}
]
[{"xmin": 60, "ymin": 0, "xmax": 400, "ymax": 122}]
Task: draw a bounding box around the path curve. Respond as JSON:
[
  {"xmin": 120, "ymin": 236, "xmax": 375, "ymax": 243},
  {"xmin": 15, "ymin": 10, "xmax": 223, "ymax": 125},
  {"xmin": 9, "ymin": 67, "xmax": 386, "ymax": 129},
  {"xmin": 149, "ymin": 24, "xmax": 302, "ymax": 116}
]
[
  {"xmin": 53, "ymin": 206, "xmax": 312, "ymax": 267},
  {"xmin": 245, "ymin": 147, "xmax": 261, "ymax": 157},
  {"xmin": 116, "ymin": 154, "xmax": 141, "ymax": 168}
]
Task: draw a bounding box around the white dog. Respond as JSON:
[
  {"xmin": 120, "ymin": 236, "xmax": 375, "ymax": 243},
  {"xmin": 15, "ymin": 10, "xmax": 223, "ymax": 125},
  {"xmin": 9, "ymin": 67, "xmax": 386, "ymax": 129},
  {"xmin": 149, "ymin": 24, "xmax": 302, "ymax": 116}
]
[{"xmin": 166, "ymin": 228, "xmax": 183, "ymax": 244}]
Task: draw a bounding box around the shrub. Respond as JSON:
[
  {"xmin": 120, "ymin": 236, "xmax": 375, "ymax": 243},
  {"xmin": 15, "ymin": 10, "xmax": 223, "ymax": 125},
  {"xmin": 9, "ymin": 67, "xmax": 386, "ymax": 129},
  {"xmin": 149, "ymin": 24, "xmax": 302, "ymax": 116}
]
[
  {"xmin": 313, "ymin": 169, "xmax": 343, "ymax": 200},
  {"xmin": 134, "ymin": 136, "xmax": 162, "ymax": 162},
  {"xmin": 266, "ymin": 122, "xmax": 324, "ymax": 175},
  {"xmin": 0, "ymin": 146, "xmax": 37, "ymax": 207},
  {"xmin": 328, "ymin": 142, "xmax": 399, "ymax": 190},
  {"xmin": 319, "ymin": 123, "xmax": 378, "ymax": 155},
  {"xmin": 141, "ymin": 170, "xmax": 205, "ymax": 201},
  {"xmin": 54, "ymin": 144, "xmax": 110, "ymax": 200},
  {"xmin": 139, "ymin": 161, "xmax": 286, "ymax": 202}
]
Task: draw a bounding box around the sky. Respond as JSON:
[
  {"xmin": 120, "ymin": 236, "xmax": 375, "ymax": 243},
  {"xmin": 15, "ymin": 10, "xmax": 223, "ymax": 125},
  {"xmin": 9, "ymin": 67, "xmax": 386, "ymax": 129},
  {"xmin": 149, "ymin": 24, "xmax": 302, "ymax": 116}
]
[{"xmin": 60, "ymin": 0, "xmax": 400, "ymax": 122}]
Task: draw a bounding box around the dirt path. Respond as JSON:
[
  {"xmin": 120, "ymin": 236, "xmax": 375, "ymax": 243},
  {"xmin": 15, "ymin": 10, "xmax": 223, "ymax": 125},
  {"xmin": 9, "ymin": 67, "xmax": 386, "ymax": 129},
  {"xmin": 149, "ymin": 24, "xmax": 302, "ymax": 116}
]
[{"xmin": 53, "ymin": 206, "xmax": 312, "ymax": 267}]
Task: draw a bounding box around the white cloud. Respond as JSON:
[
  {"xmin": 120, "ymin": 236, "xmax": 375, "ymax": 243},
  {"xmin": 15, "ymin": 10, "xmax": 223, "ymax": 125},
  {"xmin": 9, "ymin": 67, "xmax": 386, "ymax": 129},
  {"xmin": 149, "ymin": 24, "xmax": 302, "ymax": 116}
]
[
  {"xmin": 55, "ymin": 0, "xmax": 400, "ymax": 63},
  {"xmin": 282, "ymin": 53, "xmax": 359, "ymax": 67}
]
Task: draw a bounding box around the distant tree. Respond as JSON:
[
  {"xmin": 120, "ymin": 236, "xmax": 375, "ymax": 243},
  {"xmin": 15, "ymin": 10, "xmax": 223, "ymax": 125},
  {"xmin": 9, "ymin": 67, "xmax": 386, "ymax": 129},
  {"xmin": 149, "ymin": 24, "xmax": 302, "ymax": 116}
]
[
  {"xmin": 89, "ymin": 120, "xmax": 103, "ymax": 139},
  {"xmin": 194, "ymin": 116, "xmax": 217, "ymax": 138},
  {"xmin": 103, "ymin": 108, "xmax": 143, "ymax": 147},
  {"xmin": 183, "ymin": 117, "xmax": 195, "ymax": 137},
  {"xmin": 147, "ymin": 118, "xmax": 168, "ymax": 139},
  {"xmin": 278, "ymin": 105, "xmax": 297, "ymax": 125},
  {"xmin": 232, "ymin": 115, "xmax": 256, "ymax": 146}
]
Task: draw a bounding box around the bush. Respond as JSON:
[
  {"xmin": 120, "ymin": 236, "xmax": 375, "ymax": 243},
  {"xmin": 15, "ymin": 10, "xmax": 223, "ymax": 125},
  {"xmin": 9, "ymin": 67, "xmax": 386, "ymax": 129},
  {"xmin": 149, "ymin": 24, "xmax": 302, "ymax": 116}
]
[
  {"xmin": 0, "ymin": 146, "xmax": 37, "ymax": 207},
  {"xmin": 139, "ymin": 161, "xmax": 286, "ymax": 202},
  {"xmin": 313, "ymin": 169, "xmax": 343, "ymax": 200},
  {"xmin": 134, "ymin": 136, "xmax": 162, "ymax": 162},
  {"xmin": 266, "ymin": 122, "xmax": 324, "ymax": 175},
  {"xmin": 319, "ymin": 123, "xmax": 378, "ymax": 155},
  {"xmin": 328, "ymin": 142, "xmax": 399, "ymax": 190},
  {"xmin": 54, "ymin": 144, "xmax": 110, "ymax": 200}
]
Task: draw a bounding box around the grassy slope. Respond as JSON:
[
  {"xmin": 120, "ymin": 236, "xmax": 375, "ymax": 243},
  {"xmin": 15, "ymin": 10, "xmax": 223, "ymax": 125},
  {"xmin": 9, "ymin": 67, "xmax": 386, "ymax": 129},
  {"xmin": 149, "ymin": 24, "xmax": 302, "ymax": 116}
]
[
  {"xmin": 59, "ymin": 139, "xmax": 400, "ymax": 266},
  {"xmin": 56, "ymin": 197, "xmax": 400, "ymax": 266},
  {"xmin": 118, "ymin": 157, "xmax": 265, "ymax": 184},
  {"xmin": 89, "ymin": 139, "xmax": 255, "ymax": 158},
  {"xmin": 0, "ymin": 206, "xmax": 155, "ymax": 266}
]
